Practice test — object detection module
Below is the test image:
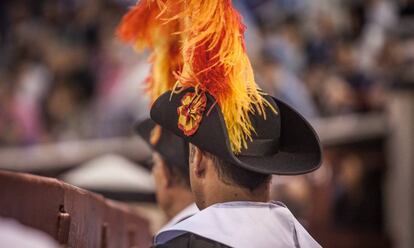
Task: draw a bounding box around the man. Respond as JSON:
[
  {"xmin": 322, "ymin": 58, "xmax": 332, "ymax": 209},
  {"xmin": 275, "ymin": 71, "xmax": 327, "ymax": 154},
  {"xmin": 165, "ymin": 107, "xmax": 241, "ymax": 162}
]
[
  {"xmin": 149, "ymin": 89, "xmax": 322, "ymax": 247},
  {"xmin": 122, "ymin": 0, "xmax": 322, "ymax": 246},
  {"xmin": 136, "ymin": 119, "xmax": 198, "ymax": 230}
]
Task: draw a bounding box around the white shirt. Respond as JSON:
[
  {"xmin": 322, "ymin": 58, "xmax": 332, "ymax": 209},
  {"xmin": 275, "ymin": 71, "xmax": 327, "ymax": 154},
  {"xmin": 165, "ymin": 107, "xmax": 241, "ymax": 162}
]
[
  {"xmin": 155, "ymin": 201, "xmax": 321, "ymax": 248},
  {"xmin": 0, "ymin": 217, "xmax": 58, "ymax": 248},
  {"xmin": 161, "ymin": 203, "xmax": 199, "ymax": 230}
]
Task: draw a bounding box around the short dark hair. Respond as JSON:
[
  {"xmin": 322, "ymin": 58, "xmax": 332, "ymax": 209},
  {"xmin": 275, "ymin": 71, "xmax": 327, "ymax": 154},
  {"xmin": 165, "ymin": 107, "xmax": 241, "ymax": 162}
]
[{"xmin": 189, "ymin": 145, "xmax": 271, "ymax": 191}]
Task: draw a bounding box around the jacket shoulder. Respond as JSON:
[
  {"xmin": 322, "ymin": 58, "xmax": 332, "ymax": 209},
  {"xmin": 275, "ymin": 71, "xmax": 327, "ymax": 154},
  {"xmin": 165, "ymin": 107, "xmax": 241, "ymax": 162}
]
[{"xmin": 154, "ymin": 232, "xmax": 231, "ymax": 248}]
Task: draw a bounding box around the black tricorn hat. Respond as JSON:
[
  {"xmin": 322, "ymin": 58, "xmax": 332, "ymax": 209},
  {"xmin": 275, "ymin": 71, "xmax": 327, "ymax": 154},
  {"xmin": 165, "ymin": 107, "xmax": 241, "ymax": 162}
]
[
  {"xmin": 150, "ymin": 88, "xmax": 322, "ymax": 175},
  {"xmin": 135, "ymin": 119, "xmax": 189, "ymax": 172}
]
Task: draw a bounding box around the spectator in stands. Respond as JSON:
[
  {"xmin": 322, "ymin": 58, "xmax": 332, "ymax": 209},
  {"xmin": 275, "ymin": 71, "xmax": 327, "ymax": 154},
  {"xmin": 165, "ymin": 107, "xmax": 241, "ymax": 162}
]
[
  {"xmin": 135, "ymin": 119, "xmax": 198, "ymax": 230},
  {"xmin": 258, "ymin": 45, "xmax": 319, "ymax": 118}
]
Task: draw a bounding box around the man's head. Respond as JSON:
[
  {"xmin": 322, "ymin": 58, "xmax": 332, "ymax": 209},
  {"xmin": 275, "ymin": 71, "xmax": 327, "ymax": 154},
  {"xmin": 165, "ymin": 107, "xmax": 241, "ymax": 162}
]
[
  {"xmin": 152, "ymin": 151, "xmax": 192, "ymax": 217},
  {"xmin": 136, "ymin": 119, "xmax": 194, "ymax": 219},
  {"xmin": 188, "ymin": 144, "xmax": 272, "ymax": 209}
]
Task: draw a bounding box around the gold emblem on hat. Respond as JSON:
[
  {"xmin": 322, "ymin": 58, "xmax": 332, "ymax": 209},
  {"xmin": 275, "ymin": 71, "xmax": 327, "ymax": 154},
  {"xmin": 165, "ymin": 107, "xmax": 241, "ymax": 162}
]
[{"xmin": 177, "ymin": 92, "xmax": 207, "ymax": 136}]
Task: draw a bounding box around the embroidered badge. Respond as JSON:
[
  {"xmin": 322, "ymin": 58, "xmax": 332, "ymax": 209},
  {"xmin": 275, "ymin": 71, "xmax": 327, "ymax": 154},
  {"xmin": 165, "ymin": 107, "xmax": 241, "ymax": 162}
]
[{"xmin": 177, "ymin": 92, "xmax": 207, "ymax": 136}]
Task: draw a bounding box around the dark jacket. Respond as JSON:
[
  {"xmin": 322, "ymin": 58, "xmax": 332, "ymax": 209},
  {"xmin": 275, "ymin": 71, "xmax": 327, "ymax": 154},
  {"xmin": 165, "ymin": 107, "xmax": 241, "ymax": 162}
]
[{"xmin": 154, "ymin": 233, "xmax": 231, "ymax": 248}]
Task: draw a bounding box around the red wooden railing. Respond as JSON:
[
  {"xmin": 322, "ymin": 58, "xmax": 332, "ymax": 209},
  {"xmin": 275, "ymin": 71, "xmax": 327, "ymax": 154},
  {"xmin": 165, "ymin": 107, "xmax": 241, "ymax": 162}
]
[{"xmin": 0, "ymin": 170, "xmax": 152, "ymax": 248}]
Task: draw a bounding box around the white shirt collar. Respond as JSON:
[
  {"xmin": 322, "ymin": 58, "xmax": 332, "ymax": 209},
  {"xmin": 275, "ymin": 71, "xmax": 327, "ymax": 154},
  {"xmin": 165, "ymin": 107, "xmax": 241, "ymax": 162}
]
[
  {"xmin": 161, "ymin": 203, "xmax": 199, "ymax": 230},
  {"xmin": 155, "ymin": 201, "xmax": 321, "ymax": 248}
]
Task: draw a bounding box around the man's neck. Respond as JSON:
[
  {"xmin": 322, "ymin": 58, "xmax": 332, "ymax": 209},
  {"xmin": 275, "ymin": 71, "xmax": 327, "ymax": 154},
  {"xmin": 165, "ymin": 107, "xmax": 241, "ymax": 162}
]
[
  {"xmin": 165, "ymin": 189, "xmax": 194, "ymax": 220},
  {"xmin": 202, "ymin": 182, "xmax": 270, "ymax": 209}
]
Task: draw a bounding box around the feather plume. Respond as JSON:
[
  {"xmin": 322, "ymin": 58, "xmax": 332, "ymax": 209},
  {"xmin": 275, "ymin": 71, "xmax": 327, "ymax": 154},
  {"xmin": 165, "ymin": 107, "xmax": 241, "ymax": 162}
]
[
  {"xmin": 117, "ymin": 0, "xmax": 184, "ymax": 143},
  {"xmin": 117, "ymin": 0, "xmax": 275, "ymax": 154},
  {"xmin": 117, "ymin": 0, "xmax": 183, "ymax": 103},
  {"xmin": 170, "ymin": 0, "xmax": 275, "ymax": 153}
]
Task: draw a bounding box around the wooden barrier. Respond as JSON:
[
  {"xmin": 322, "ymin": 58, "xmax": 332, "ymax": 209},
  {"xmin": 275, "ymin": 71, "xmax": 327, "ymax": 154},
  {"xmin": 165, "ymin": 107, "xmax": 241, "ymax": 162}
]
[{"xmin": 0, "ymin": 170, "xmax": 152, "ymax": 248}]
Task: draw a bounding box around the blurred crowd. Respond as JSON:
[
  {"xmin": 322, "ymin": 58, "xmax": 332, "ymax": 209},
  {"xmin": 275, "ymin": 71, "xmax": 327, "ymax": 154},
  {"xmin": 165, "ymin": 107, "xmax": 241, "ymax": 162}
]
[
  {"xmin": 0, "ymin": 0, "xmax": 413, "ymax": 147},
  {"xmin": 0, "ymin": 0, "xmax": 150, "ymax": 146}
]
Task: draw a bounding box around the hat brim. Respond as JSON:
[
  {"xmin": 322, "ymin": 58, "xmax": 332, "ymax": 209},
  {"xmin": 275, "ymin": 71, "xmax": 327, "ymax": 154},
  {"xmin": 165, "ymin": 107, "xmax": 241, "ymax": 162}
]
[
  {"xmin": 150, "ymin": 89, "xmax": 322, "ymax": 175},
  {"xmin": 134, "ymin": 119, "xmax": 155, "ymax": 145},
  {"xmin": 235, "ymin": 99, "xmax": 322, "ymax": 175}
]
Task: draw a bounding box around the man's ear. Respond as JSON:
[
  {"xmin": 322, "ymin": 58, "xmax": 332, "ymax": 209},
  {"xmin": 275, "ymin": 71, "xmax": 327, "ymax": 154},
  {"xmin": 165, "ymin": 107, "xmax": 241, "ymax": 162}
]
[
  {"xmin": 153, "ymin": 152, "xmax": 173, "ymax": 188},
  {"xmin": 190, "ymin": 144, "xmax": 206, "ymax": 178},
  {"xmin": 160, "ymin": 163, "xmax": 174, "ymax": 188}
]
